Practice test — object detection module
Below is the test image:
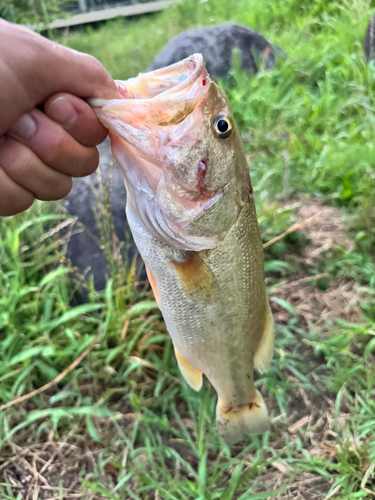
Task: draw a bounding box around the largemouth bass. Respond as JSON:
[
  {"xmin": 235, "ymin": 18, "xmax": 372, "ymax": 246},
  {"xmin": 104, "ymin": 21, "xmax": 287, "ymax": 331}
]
[{"xmin": 90, "ymin": 54, "xmax": 274, "ymax": 445}]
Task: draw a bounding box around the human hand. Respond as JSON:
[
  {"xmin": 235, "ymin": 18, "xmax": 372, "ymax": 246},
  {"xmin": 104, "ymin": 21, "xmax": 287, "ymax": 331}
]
[{"xmin": 0, "ymin": 19, "xmax": 122, "ymax": 216}]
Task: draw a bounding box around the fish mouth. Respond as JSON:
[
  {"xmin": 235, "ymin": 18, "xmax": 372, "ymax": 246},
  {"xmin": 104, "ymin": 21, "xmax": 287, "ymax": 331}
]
[
  {"xmin": 89, "ymin": 54, "xmax": 210, "ymax": 136},
  {"xmin": 88, "ymin": 54, "xmax": 232, "ymax": 251},
  {"xmin": 89, "ymin": 53, "xmax": 211, "ymax": 191},
  {"xmin": 89, "ymin": 55, "xmax": 221, "ymax": 250},
  {"xmin": 89, "ymin": 53, "xmax": 209, "ymax": 109}
]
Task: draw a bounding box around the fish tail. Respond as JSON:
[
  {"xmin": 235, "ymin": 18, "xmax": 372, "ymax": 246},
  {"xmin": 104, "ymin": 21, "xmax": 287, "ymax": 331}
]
[{"xmin": 216, "ymin": 390, "xmax": 270, "ymax": 445}]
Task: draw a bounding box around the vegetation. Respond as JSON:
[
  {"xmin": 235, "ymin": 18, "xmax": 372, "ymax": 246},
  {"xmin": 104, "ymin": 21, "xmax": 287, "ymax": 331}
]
[
  {"xmin": 1, "ymin": 0, "xmax": 375, "ymax": 498},
  {"xmin": 0, "ymin": 0, "xmax": 67, "ymax": 27}
]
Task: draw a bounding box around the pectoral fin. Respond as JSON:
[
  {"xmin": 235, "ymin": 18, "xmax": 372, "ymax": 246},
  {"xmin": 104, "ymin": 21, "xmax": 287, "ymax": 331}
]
[
  {"xmin": 172, "ymin": 252, "xmax": 218, "ymax": 301},
  {"xmin": 173, "ymin": 344, "xmax": 203, "ymax": 391},
  {"xmin": 254, "ymin": 301, "xmax": 274, "ymax": 373},
  {"xmin": 145, "ymin": 264, "xmax": 161, "ymax": 309}
]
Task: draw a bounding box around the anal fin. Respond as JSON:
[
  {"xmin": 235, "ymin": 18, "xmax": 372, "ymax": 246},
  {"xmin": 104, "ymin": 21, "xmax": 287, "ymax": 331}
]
[
  {"xmin": 254, "ymin": 300, "xmax": 274, "ymax": 373},
  {"xmin": 145, "ymin": 263, "xmax": 161, "ymax": 309},
  {"xmin": 173, "ymin": 344, "xmax": 203, "ymax": 391}
]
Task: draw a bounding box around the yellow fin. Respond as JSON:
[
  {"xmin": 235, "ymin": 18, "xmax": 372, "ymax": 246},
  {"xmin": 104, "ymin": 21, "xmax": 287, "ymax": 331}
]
[
  {"xmin": 174, "ymin": 344, "xmax": 203, "ymax": 391},
  {"xmin": 172, "ymin": 252, "xmax": 218, "ymax": 301},
  {"xmin": 145, "ymin": 264, "xmax": 161, "ymax": 309},
  {"xmin": 254, "ymin": 301, "xmax": 274, "ymax": 374},
  {"xmin": 216, "ymin": 390, "xmax": 270, "ymax": 445}
]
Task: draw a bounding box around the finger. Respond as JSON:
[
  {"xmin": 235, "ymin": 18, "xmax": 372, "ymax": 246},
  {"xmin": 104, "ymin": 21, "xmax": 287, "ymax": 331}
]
[
  {"xmin": 0, "ymin": 20, "xmax": 122, "ymax": 134},
  {"xmin": 0, "ymin": 137, "xmax": 72, "ymax": 201},
  {"xmin": 44, "ymin": 92, "xmax": 108, "ymax": 147},
  {"xmin": 7, "ymin": 109, "xmax": 99, "ymax": 178},
  {"xmin": 0, "ymin": 166, "xmax": 35, "ymax": 216}
]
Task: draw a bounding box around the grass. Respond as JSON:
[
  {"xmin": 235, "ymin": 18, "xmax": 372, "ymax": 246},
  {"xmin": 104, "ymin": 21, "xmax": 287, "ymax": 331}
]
[{"xmin": 1, "ymin": 0, "xmax": 375, "ymax": 498}]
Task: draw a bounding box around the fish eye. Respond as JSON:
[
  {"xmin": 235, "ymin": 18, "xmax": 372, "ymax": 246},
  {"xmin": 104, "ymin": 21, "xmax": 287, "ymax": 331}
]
[{"xmin": 213, "ymin": 114, "xmax": 232, "ymax": 139}]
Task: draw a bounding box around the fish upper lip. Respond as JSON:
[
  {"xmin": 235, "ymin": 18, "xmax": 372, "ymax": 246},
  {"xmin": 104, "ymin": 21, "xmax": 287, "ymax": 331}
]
[
  {"xmin": 89, "ymin": 53, "xmax": 208, "ymax": 108},
  {"xmin": 152, "ymin": 54, "xmax": 208, "ymax": 100}
]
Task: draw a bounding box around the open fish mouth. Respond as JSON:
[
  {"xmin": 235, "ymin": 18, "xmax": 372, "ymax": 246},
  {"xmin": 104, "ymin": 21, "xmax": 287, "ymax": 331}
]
[
  {"xmin": 89, "ymin": 53, "xmax": 209, "ymax": 107},
  {"xmin": 89, "ymin": 54, "xmax": 232, "ymax": 251},
  {"xmin": 89, "ymin": 53, "xmax": 217, "ymax": 201},
  {"xmin": 88, "ymin": 53, "xmax": 210, "ymax": 134},
  {"xmin": 88, "ymin": 54, "xmax": 211, "ymax": 190}
]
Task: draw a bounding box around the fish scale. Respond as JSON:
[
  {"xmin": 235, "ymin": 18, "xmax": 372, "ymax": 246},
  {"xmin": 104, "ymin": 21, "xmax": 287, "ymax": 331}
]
[{"xmin": 128, "ymin": 196, "xmax": 265, "ymax": 407}]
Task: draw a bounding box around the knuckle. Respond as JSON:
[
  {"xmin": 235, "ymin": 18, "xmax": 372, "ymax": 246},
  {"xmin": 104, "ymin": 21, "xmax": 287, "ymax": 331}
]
[
  {"xmin": 17, "ymin": 145, "xmax": 34, "ymax": 168},
  {"xmin": 52, "ymin": 133, "xmax": 69, "ymax": 157},
  {"xmin": 86, "ymin": 54, "xmax": 107, "ymax": 78},
  {"xmin": 41, "ymin": 175, "xmax": 72, "ymax": 201},
  {"xmin": 3, "ymin": 142, "xmax": 35, "ymax": 174},
  {"xmin": 0, "ymin": 192, "xmax": 34, "ymax": 217},
  {"xmin": 74, "ymin": 148, "xmax": 99, "ymax": 177},
  {"xmin": 83, "ymin": 148, "xmax": 99, "ymax": 175}
]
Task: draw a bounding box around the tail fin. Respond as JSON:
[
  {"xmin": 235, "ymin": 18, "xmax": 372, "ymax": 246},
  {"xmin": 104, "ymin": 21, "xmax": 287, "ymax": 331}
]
[{"xmin": 216, "ymin": 390, "xmax": 270, "ymax": 445}]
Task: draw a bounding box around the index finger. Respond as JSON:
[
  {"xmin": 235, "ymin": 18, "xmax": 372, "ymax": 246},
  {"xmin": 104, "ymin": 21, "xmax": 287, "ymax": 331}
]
[
  {"xmin": 0, "ymin": 20, "xmax": 122, "ymax": 134},
  {"xmin": 44, "ymin": 93, "xmax": 108, "ymax": 147}
]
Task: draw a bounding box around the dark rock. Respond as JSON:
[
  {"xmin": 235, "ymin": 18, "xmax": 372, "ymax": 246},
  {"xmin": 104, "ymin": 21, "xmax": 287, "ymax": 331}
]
[
  {"xmin": 148, "ymin": 23, "xmax": 282, "ymax": 80},
  {"xmin": 62, "ymin": 138, "xmax": 138, "ymax": 291},
  {"xmin": 364, "ymin": 15, "xmax": 375, "ymax": 62}
]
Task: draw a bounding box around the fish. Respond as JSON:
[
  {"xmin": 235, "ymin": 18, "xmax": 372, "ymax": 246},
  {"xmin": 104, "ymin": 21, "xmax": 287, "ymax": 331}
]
[{"xmin": 89, "ymin": 54, "xmax": 274, "ymax": 445}]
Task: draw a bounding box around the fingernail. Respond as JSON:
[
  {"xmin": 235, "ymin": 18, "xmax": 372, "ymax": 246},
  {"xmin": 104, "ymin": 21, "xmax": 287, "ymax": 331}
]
[
  {"xmin": 9, "ymin": 114, "xmax": 37, "ymax": 140},
  {"xmin": 48, "ymin": 97, "xmax": 78, "ymax": 128}
]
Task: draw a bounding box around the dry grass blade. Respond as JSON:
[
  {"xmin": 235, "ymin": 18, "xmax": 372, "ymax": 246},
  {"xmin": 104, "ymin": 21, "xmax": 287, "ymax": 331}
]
[
  {"xmin": 20, "ymin": 217, "xmax": 78, "ymax": 254},
  {"xmin": 121, "ymin": 315, "xmax": 130, "ymax": 341},
  {"xmin": 361, "ymin": 463, "xmax": 375, "ymax": 496},
  {"xmin": 325, "ymin": 484, "xmax": 342, "ymax": 499},
  {"xmin": 263, "ymin": 210, "xmax": 324, "ymax": 248},
  {"xmin": 268, "ymin": 273, "xmax": 328, "ymax": 295},
  {"xmin": 0, "ymin": 337, "xmax": 98, "ymax": 412},
  {"xmin": 43, "ymin": 496, "xmax": 82, "ymax": 499},
  {"xmin": 288, "ymin": 415, "xmax": 310, "ymax": 433}
]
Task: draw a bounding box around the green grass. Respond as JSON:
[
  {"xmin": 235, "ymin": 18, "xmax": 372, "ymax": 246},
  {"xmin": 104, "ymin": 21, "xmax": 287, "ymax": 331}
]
[{"xmin": 1, "ymin": 0, "xmax": 375, "ymax": 498}]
